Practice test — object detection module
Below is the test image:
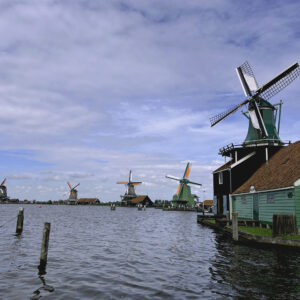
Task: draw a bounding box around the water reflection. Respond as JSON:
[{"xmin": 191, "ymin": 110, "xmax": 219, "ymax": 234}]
[
  {"xmin": 31, "ymin": 268, "xmax": 55, "ymax": 299},
  {"xmin": 210, "ymin": 230, "xmax": 300, "ymax": 298},
  {"xmin": 31, "ymin": 275, "xmax": 55, "ymax": 299}
]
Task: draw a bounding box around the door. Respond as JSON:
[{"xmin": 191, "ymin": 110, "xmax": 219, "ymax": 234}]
[
  {"xmin": 253, "ymin": 194, "xmax": 259, "ymax": 220},
  {"xmin": 213, "ymin": 196, "xmax": 217, "ymax": 215},
  {"xmin": 223, "ymin": 195, "xmax": 227, "ymax": 216}
]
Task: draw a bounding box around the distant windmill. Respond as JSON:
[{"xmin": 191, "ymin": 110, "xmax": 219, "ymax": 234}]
[
  {"xmin": 67, "ymin": 182, "xmax": 79, "ymax": 204},
  {"xmin": 0, "ymin": 178, "xmax": 8, "ymax": 201},
  {"xmin": 166, "ymin": 163, "xmax": 201, "ymax": 207},
  {"xmin": 117, "ymin": 170, "xmax": 142, "ymax": 202},
  {"xmin": 210, "ymin": 61, "xmax": 300, "ymax": 145}
]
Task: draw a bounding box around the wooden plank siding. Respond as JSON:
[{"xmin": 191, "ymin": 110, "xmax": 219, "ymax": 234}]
[
  {"xmin": 258, "ymin": 189, "xmax": 295, "ymax": 225},
  {"xmin": 295, "ymin": 185, "xmax": 300, "ymax": 230},
  {"xmin": 232, "ymin": 188, "xmax": 298, "ymax": 227},
  {"xmin": 232, "ymin": 194, "xmax": 253, "ymax": 219}
]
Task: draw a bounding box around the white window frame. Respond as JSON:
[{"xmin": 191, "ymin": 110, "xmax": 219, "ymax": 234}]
[{"xmin": 218, "ymin": 172, "xmax": 223, "ymax": 185}]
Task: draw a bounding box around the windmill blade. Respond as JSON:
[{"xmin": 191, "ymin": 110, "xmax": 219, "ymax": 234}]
[
  {"xmin": 176, "ymin": 183, "xmax": 182, "ymax": 196},
  {"xmin": 210, "ymin": 99, "xmax": 249, "ymax": 127},
  {"xmin": 129, "ymin": 170, "xmax": 132, "ymax": 182},
  {"xmin": 132, "ymin": 182, "xmax": 142, "ymax": 186},
  {"xmin": 117, "ymin": 181, "xmax": 129, "ymax": 184},
  {"xmin": 236, "ymin": 61, "xmax": 259, "ymax": 96},
  {"xmin": 73, "ymin": 183, "xmax": 80, "ymax": 190},
  {"xmin": 187, "ymin": 180, "xmax": 202, "ymax": 186},
  {"xmin": 1, "ymin": 178, "xmax": 6, "ymax": 186},
  {"xmin": 183, "ymin": 162, "xmax": 191, "ymax": 179},
  {"xmin": 251, "ymin": 101, "xmax": 268, "ymax": 138},
  {"xmin": 178, "ymin": 183, "xmax": 184, "ymax": 199},
  {"xmin": 256, "ymin": 62, "xmax": 300, "ymax": 100},
  {"xmin": 166, "ymin": 175, "xmax": 181, "ymax": 181},
  {"xmin": 67, "ymin": 182, "xmax": 73, "ymax": 190}
]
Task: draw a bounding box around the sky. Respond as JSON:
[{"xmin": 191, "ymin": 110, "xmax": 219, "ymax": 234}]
[{"xmin": 0, "ymin": 0, "xmax": 299, "ymax": 201}]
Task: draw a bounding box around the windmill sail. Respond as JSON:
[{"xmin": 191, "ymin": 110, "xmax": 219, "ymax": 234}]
[
  {"xmin": 176, "ymin": 184, "xmax": 181, "ymax": 196},
  {"xmin": 248, "ymin": 110, "xmax": 260, "ymax": 130},
  {"xmin": 210, "ymin": 99, "xmax": 249, "ymax": 127},
  {"xmin": 252, "ymin": 101, "xmax": 268, "ymax": 137},
  {"xmin": 257, "ymin": 62, "xmax": 300, "ymax": 100},
  {"xmin": 183, "ymin": 163, "xmax": 191, "ymax": 179},
  {"xmin": 165, "ymin": 175, "xmax": 181, "ymax": 181},
  {"xmin": 236, "ymin": 61, "xmax": 259, "ymax": 96},
  {"xmin": 210, "ymin": 61, "xmax": 300, "ymax": 130}
]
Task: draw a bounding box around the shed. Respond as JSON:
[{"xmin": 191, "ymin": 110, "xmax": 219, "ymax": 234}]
[
  {"xmin": 230, "ymin": 141, "xmax": 300, "ymax": 231},
  {"xmin": 127, "ymin": 195, "xmax": 153, "ymax": 207},
  {"xmin": 77, "ymin": 198, "xmax": 100, "ymax": 205}
]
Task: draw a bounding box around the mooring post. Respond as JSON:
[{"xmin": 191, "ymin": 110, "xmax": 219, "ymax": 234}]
[
  {"xmin": 15, "ymin": 207, "xmax": 24, "ymax": 235},
  {"xmin": 39, "ymin": 222, "xmax": 51, "ymax": 272},
  {"xmin": 226, "ymin": 210, "xmax": 230, "ymax": 226},
  {"xmin": 232, "ymin": 212, "xmax": 238, "ymax": 241}
]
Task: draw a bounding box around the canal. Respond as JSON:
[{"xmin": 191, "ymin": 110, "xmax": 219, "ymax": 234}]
[{"xmin": 0, "ymin": 205, "xmax": 299, "ymax": 299}]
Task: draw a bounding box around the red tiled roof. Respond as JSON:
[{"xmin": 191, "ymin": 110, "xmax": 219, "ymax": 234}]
[
  {"xmin": 233, "ymin": 141, "xmax": 300, "ymax": 194},
  {"xmin": 77, "ymin": 198, "xmax": 100, "ymax": 203},
  {"xmin": 203, "ymin": 200, "xmax": 214, "ymax": 206},
  {"xmin": 129, "ymin": 195, "xmax": 151, "ymax": 204}
]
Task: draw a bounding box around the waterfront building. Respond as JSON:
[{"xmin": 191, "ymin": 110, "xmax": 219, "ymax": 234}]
[{"xmin": 230, "ymin": 141, "xmax": 300, "ymax": 232}]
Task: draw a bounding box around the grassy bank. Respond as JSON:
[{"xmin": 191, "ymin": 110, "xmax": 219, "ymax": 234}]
[{"xmin": 230, "ymin": 226, "xmax": 300, "ymax": 240}]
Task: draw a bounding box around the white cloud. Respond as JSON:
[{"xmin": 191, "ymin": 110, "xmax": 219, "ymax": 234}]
[{"xmin": 0, "ymin": 0, "xmax": 299, "ymax": 200}]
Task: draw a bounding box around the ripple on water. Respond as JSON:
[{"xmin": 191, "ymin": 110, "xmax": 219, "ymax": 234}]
[{"xmin": 0, "ymin": 205, "xmax": 299, "ymax": 299}]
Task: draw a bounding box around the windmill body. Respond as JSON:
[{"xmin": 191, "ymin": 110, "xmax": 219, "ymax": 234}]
[
  {"xmin": 211, "ymin": 61, "xmax": 300, "ymax": 216},
  {"xmin": 0, "ymin": 178, "xmax": 9, "ymax": 202},
  {"xmin": 166, "ymin": 163, "xmax": 201, "ymax": 207},
  {"xmin": 117, "ymin": 170, "xmax": 142, "ymax": 204},
  {"xmin": 67, "ymin": 182, "xmax": 79, "ymax": 205}
]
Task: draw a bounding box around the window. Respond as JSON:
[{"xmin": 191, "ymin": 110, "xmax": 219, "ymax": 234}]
[
  {"xmin": 218, "ymin": 172, "xmax": 223, "ymax": 184},
  {"xmin": 241, "ymin": 195, "xmax": 246, "ymax": 204},
  {"xmin": 267, "ymin": 193, "xmax": 274, "ymax": 204}
]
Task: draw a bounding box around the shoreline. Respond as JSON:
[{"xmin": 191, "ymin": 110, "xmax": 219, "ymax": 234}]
[{"xmin": 197, "ymin": 215, "xmax": 300, "ymax": 249}]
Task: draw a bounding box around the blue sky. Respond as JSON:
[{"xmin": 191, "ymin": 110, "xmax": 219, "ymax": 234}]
[{"xmin": 0, "ymin": 0, "xmax": 299, "ymax": 201}]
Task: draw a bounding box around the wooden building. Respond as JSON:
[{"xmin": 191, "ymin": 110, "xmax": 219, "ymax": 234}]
[
  {"xmin": 77, "ymin": 198, "xmax": 100, "ymax": 205},
  {"xmin": 230, "ymin": 141, "xmax": 300, "ymax": 232},
  {"xmin": 213, "ymin": 144, "xmax": 282, "ymax": 216},
  {"xmin": 126, "ymin": 195, "xmax": 153, "ymax": 207}
]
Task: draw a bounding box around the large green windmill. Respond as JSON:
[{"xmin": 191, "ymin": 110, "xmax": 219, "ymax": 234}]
[
  {"xmin": 210, "ymin": 61, "xmax": 300, "ymax": 145},
  {"xmin": 166, "ymin": 163, "xmax": 201, "ymax": 207}
]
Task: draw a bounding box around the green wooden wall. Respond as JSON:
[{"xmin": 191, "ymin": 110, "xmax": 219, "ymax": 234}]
[
  {"xmin": 232, "ymin": 194, "xmax": 253, "ymax": 219},
  {"xmin": 258, "ymin": 189, "xmax": 295, "ymax": 225},
  {"xmin": 294, "ymin": 185, "xmax": 300, "ymax": 230},
  {"xmin": 232, "ymin": 188, "xmax": 299, "ymax": 228}
]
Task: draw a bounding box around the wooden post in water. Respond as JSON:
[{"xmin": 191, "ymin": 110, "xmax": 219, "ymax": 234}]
[
  {"xmin": 15, "ymin": 207, "xmax": 24, "ymax": 235},
  {"xmin": 232, "ymin": 212, "xmax": 238, "ymax": 241},
  {"xmin": 226, "ymin": 210, "xmax": 230, "ymax": 226},
  {"xmin": 39, "ymin": 222, "xmax": 51, "ymax": 272}
]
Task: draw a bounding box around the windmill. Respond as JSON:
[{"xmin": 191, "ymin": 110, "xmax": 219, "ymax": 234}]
[
  {"xmin": 117, "ymin": 170, "xmax": 142, "ymax": 203},
  {"xmin": 0, "ymin": 178, "xmax": 8, "ymax": 202},
  {"xmin": 67, "ymin": 182, "xmax": 79, "ymax": 204},
  {"xmin": 166, "ymin": 162, "xmax": 202, "ymax": 207},
  {"xmin": 210, "ymin": 61, "xmax": 300, "ymax": 146}
]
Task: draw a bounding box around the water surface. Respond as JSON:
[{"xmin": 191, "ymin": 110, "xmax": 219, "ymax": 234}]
[{"xmin": 0, "ymin": 205, "xmax": 299, "ymax": 299}]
